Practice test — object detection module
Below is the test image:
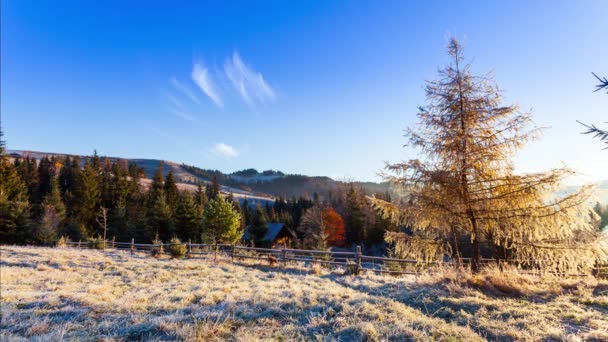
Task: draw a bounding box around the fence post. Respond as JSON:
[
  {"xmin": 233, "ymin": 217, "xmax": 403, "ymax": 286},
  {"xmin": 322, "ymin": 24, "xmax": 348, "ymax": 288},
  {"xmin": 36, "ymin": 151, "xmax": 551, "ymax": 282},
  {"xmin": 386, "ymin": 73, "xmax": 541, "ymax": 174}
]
[
  {"xmin": 78, "ymin": 240, "xmax": 81, "ymax": 249},
  {"xmin": 282, "ymin": 248, "xmax": 287, "ymax": 267},
  {"xmin": 231, "ymin": 245, "xmax": 235, "ymax": 263},
  {"xmin": 356, "ymin": 246, "xmax": 362, "ymax": 275},
  {"xmin": 130, "ymin": 238, "xmax": 134, "ymax": 255},
  {"xmin": 188, "ymin": 239, "xmax": 192, "ymax": 258},
  {"xmin": 112, "ymin": 236, "xmax": 115, "ymax": 249}
]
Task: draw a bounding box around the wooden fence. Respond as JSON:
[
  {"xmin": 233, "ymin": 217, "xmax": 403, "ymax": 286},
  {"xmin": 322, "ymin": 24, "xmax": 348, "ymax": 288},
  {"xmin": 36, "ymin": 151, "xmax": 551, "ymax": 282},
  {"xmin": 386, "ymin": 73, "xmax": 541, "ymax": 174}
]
[{"xmin": 64, "ymin": 240, "xmax": 608, "ymax": 278}]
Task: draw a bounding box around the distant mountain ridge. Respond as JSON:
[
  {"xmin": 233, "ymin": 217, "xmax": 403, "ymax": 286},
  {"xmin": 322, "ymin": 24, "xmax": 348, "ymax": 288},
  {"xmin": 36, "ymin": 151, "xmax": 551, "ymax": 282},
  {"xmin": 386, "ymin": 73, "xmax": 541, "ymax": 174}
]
[
  {"xmin": 7, "ymin": 150, "xmax": 390, "ymax": 199},
  {"xmin": 9, "ymin": 150, "xmax": 607, "ymax": 204}
]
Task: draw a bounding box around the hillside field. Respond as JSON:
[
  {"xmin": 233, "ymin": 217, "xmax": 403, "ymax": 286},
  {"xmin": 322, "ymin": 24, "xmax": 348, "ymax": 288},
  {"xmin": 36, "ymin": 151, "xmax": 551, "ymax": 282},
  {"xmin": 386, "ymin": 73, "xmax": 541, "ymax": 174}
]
[{"xmin": 1, "ymin": 246, "xmax": 607, "ymax": 341}]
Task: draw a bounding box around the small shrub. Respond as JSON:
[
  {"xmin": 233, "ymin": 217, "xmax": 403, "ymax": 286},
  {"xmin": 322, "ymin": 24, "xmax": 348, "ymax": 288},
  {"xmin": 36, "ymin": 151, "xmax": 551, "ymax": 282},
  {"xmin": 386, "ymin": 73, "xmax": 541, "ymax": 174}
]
[
  {"xmin": 168, "ymin": 237, "xmax": 187, "ymax": 259},
  {"xmin": 345, "ymin": 260, "xmax": 359, "ymax": 275},
  {"xmin": 56, "ymin": 236, "xmax": 70, "ymax": 248},
  {"xmin": 267, "ymin": 254, "xmax": 277, "ymax": 266},
  {"xmin": 87, "ymin": 236, "xmax": 105, "ymax": 250},
  {"xmin": 311, "ymin": 262, "xmax": 323, "ymax": 275},
  {"xmin": 151, "ymin": 235, "xmax": 164, "ymax": 257}
]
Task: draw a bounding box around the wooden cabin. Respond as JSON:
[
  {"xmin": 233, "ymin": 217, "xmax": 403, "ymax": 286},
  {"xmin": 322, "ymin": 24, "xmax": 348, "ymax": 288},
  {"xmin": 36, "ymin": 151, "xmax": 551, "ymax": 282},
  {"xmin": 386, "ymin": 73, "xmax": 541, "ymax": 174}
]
[{"xmin": 242, "ymin": 223, "xmax": 297, "ymax": 248}]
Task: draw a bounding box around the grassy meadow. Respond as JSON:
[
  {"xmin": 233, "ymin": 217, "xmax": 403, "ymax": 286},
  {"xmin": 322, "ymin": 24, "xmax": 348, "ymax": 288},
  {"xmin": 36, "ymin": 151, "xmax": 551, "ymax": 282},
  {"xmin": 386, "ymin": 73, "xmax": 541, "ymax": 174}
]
[{"xmin": 1, "ymin": 246, "xmax": 607, "ymax": 341}]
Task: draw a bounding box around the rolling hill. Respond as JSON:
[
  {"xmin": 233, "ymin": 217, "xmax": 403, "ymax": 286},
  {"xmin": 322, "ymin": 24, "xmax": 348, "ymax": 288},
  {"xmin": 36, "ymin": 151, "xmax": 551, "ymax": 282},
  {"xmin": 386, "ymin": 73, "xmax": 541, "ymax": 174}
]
[
  {"xmin": 8, "ymin": 150, "xmax": 607, "ymax": 206},
  {"xmin": 7, "ymin": 150, "xmax": 390, "ymax": 201}
]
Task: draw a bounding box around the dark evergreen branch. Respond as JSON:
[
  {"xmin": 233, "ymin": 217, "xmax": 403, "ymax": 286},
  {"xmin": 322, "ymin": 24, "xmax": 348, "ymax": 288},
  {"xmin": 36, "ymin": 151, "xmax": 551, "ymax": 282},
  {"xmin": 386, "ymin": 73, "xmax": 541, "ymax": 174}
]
[
  {"xmin": 577, "ymin": 120, "xmax": 608, "ymax": 149},
  {"xmin": 592, "ymin": 72, "xmax": 608, "ymax": 93}
]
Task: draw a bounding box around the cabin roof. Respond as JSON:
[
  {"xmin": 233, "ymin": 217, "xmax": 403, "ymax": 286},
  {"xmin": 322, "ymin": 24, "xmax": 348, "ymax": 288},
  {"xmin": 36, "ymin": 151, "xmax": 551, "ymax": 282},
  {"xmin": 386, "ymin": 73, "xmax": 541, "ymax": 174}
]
[{"xmin": 242, "ymin": 222, "xmax": 295, "ymax": 242}]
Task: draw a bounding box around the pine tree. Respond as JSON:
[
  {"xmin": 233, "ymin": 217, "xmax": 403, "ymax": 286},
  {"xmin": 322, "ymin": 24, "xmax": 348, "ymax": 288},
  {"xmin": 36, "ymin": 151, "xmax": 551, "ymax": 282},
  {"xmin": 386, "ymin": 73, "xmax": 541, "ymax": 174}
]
[
  {"xmin": 0, "ymin": 129, "xmax": 31, "ymax": 244},
  {"xmin": 77, "ymin": 159, "xmax": 101, "ymax": 235},
  {"xmin": 108, "ymin": 196, "xmax": 129, "ymax": 241},
  {"xmin": 36, "ymin": 156, "xmax": 53, "ymax": 204},
  {"xmin": 43, "ymin": 177, "xmax": 66, "ymax": 224},
  {"xmin": 91, "ymin": 149, "xmax": 101, "ymax": 170},
  {"xmin": 206, "ymin": 176, "xmax": 221, "ymax": 201},
  {"xmin": 241, "ymin": 198, "xmax": 251, "ymax": 225},
  {"xmin": 37, "ymin": 204, "xmax": 59, "ymax": 245},
  {"xmin": 39, "ymin": 166, "xmax": 67, "ymax": 244},
  {"xmin": 149, "ymin": 163, "xmax": 164, "ymax": 202},
  {"xmin": 148, "ymin": 189, "xmax": 173, "ymax": 241},
  {"xmin": 344, "ymin": 185, "xmax": 365, "ymax": 246},
  {"xmin": 16, "ymin": 156, "xmax": 38, "ymax": 205},
  {"xmin": 202, "ymin": 196, "xmax": 242, "ymax": 244},
  {"xmin": 127, "ymin": 163, "xmax": 149, "ymax": 241},
  {"xmin": 100, "ymin": 157, "xmax": 113, "ymax": 208},
  {"xmin": 59, "ymin": 156, "xmax": 81, "ymax": 218},
  {"xmin": 248, "ymin": 205, "xmax": 268, "ymax": 246},
  {"xmin": 164, "ymin": 170, "xmax": 179, "ymax": 211},
  {"xmin": 194, "ymin": 182, "xmax": 208, "ymax": 209},
  {"xmin": 371, "ymin": 39, "xmax": 607, "ymax": 273},
  {"xmin": 174, "ymin": 193, "xmax": 201, "ymax": 242}
]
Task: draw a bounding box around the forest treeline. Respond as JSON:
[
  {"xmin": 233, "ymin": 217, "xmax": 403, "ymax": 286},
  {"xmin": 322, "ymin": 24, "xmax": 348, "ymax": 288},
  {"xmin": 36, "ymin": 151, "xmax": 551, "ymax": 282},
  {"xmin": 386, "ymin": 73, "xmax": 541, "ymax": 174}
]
[{"xmin": 0, "ymin": 140, "xmax": 396, "ymax": 250}]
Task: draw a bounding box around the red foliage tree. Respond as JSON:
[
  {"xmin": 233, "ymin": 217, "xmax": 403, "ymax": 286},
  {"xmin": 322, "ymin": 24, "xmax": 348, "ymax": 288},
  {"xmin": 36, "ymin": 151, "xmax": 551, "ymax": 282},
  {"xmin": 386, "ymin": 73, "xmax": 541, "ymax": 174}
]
[{"xmin": 322, "ymin": 208, "xmax": 346, "ymax": 247}]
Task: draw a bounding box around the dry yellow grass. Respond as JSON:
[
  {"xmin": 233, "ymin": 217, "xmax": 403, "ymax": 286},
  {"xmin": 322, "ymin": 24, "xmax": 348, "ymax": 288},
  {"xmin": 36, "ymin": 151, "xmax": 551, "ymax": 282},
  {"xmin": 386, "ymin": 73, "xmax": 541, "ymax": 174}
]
[{"xmin": 1, "ymin": 246, "xmax": 607, "ymax": 341}]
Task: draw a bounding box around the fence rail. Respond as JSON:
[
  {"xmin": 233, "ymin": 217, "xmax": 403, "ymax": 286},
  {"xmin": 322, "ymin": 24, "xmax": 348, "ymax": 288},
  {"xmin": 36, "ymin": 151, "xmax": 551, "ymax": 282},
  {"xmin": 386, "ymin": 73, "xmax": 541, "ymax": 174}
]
[{"xmin": 62, "ymin": 240, "xmax": 608, "ymax": 278}]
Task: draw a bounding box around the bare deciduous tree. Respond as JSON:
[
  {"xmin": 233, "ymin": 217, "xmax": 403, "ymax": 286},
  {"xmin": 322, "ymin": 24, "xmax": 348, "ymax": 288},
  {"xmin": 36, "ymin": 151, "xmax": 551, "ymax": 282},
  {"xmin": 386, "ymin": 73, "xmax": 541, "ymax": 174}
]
[{"xmin": 96, "ymin": 207, "xmax": 108, "ymax": 250}]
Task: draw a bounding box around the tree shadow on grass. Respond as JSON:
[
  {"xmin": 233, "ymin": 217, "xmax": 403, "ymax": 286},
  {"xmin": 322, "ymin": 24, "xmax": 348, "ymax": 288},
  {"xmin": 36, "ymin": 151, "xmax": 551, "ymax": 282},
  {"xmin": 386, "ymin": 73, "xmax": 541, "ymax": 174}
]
[{"xmin": 321, "ymin": 275, "xmax": 516, "ymax": 341}]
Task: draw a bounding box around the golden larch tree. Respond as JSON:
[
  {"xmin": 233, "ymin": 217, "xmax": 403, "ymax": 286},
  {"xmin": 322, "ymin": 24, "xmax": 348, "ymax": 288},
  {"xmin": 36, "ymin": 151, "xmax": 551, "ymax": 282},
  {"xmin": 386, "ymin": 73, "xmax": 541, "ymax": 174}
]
[{"xmin": 372, "ymin": 39, "xmax": 607, "ymax": 273}]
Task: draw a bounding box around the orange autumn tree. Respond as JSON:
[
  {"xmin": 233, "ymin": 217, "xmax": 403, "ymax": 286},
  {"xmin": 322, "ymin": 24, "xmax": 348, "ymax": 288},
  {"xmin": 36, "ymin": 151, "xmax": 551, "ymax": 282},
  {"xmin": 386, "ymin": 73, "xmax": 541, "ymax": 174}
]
[{"xmin": 322, "ymin": 208, "xmax": 346, "ymax": 247}]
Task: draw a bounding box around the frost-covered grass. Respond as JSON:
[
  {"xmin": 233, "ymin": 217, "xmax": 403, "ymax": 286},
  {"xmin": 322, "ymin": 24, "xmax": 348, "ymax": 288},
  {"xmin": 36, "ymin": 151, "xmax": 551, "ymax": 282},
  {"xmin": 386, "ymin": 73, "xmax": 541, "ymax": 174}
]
[{"xmin": 1, "ymin": 246, "xmax": 607, "ymax": 341}]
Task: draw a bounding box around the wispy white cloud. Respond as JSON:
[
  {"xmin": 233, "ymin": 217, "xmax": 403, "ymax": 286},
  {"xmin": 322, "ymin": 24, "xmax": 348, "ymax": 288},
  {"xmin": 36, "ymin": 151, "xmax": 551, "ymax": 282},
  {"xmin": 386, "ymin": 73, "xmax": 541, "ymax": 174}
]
[
  {"xmin": 224, "ymin": 51, "xmax": 276, "ymax": 107},
  {"xmin": 211, "ymin": 142, "xmax": 239, "ymax": 159},
  {"xmin": 166, "ymin": 93, "xmax": 184, "ymax": 109},
  {"xmin": 191, "ymin": 63, "xmax": 223, "ymax": 107},
  {"xmin": 168, "ymin": 106, "xmax": 198, "ymax": 123},
  {"xmin": 170, "ymin": 77, "xmax": 200, "ymax": 104}
]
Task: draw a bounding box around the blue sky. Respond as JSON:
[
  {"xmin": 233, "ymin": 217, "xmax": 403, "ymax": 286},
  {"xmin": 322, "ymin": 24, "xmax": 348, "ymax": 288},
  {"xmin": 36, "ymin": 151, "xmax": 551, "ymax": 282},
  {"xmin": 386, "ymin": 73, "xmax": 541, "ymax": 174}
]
[{"xmin": 2, "ymin": 1, "xmax": 607, "ymax": 182}]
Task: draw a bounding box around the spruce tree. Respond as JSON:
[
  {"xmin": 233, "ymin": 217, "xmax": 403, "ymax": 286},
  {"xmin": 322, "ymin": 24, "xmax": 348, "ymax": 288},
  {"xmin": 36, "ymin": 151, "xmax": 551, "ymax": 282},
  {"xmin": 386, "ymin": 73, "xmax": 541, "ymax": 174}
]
[
  {"xmin": 37, "ymin": 204, "xmax": 59, "ymax": 245},
  {"xmin": 43, "ymin": 177, "xmax": 66, "ymax": 223},
  {"xmin": 206, "ymin": 176, "xmax": 221, "ymax": 201},
  {"xmin": 100, "ymin": 157, "xmax": 113, "ymax": 208},
  {"xmin": 108, "ymin": 196, "xmax": 129, "ymax": 241},
  {"xmin": 39, "ymin": 175, "xmax": 67, "ymax": 244},
  {"xmin": 149, "ymin": 162, "xmax": 164, "ymax": 202},
  {"xmin": 174, "ymin": 193, "xmax": 200, "ymax": 242},
  {"xmin": 0, "ymin": 130, "xmax": 31, "ymax": 244},
  {"xmin": 16, "ymin": 156, "xmax": 38, "ymax": 205},
  {"xmin": 37, "ymin": 157, "xmax": 52, "ymax": 196},
  {"xmin": 77, "ymin": 159, "xmax": 101, "ymax": 235},
  {"xmin": 248, "ymin": 205, "xmax": 268, "ymax": 246},
  {"xmin": 241, "ymin": 198, "xmax": 251, "ymax": 225},
  {"xmin": 148, "ymin": 189, "xmax": 173, "ymax": 241},
  {"xmin": 194, "ymin": 182, "xmax": 208, "ymax": 209},
  {"xmin": 164, "ymin": 170, "xmax": 179, "ymax": 211},
  {"xmin": 344, "ymin": 185, "xmax": 365, "ymax": 246},
  {"xmin": 59, "ymin": 156, "xmax": 81, "ymax": 218}
]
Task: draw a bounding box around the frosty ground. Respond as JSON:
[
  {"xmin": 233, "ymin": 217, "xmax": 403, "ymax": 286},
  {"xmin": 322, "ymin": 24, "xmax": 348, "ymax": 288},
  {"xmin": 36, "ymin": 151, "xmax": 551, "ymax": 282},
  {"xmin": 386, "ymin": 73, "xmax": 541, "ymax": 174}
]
[{"xmin": 1, "ymin": 246, "xmax": 607, "ymax": 341}]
